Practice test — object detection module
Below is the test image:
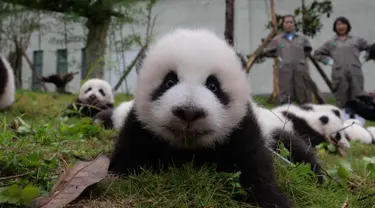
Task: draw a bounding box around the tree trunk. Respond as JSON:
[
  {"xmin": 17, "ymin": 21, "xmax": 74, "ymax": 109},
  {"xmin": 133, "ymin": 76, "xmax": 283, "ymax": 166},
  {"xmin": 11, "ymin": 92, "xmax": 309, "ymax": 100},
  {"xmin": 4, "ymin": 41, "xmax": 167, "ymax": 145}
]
[
  {"xmin": 83, "ymin": 16, "xmax": 111, "ymax": 80},
  {"xmin": 7, "ymin": 49, "xmax": 23, "ymax": 89},
  {"xmin": 267, "ymin": 0, "xmax": 279, "ymax": 104},
  {"xmin": 224, "ymin": 0, "xmax": 235, "ymax": 46}
]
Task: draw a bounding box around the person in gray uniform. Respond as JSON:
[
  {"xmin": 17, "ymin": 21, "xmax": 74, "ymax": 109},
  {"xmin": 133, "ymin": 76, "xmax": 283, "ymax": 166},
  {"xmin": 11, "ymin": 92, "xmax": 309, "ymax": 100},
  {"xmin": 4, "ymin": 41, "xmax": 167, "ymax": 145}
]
[
  {"xmin": 313, "ymin": 16, "xmax": 371, "ymax": 108},
  {"xmin": 261, "ymin": 14, "xmax": 313, "ymax": 105}
]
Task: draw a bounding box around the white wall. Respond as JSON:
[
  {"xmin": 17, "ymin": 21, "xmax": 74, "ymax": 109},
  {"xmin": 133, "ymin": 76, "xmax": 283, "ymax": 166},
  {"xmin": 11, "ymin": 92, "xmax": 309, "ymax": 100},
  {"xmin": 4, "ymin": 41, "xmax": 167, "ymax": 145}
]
[{"xmin": 13, "ymin": 0, "xmax": 375, "ymax": 95}]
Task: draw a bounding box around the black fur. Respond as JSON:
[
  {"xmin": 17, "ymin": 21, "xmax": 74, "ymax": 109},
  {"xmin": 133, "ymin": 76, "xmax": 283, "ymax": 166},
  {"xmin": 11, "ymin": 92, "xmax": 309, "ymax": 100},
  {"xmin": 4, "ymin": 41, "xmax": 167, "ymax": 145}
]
[
  {"xmin": 0, "ymin": 57, "xmax": 9, "ymax": 99},
  {"xmin": 151, "ymin": 71, "xmax": 179, "ymax": 101},
  {"xmin": 269, "ymin": 128, "xmax": 324, "ymax": 183},
  {"xmin": 205, "ymin": 75, "xmax": 230, "ymax": 106},
  {"xmin": 299, "ymin": 104, "xmax": 314, "ymax": 111},
  {"xmin": 92, "ymin": 108, "xmax": 115, "ymax": 129},
  {"xmin": 109, "ymin": 105, "xmax": 292, "ymax": 208},
  {"xmin": 65, "ymin": 98, "xmax": 114, "ymax": 118},
  {"xmin": 332, "ymin": 109, "xmax": 341, "ymax": 119},
  {"xmin": 367, "ymin": 43, "xmax": 375, "ymax": 62},
  {"xmin": 236, "ymin": 52, "xmax": 247, "ymax": 70},
  {"xmin": 281, "ymin": 111, "xmax": 327, "ymax": 147}
]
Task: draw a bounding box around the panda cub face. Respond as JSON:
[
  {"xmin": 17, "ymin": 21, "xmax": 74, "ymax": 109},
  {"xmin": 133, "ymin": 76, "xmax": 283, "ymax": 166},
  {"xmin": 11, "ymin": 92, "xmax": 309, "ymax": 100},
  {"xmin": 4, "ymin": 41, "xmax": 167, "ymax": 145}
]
[
  {"xmin": 78, "ymin": 79, "xmax": 114, "ymax": 107},
  {"xmin": 317, "ymin": 114, "xmax": 348, "ymax": 147},
  {"xmin": 134, "ymin": 28, "xmax": 250, "ymax": 148}
]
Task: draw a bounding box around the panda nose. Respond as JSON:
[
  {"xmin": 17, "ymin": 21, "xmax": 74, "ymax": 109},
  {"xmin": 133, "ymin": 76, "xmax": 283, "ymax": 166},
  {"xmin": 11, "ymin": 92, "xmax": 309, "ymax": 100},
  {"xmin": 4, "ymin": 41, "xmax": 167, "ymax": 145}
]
[
  {"xmin": 89, "ymin": 94, "xmax": 97, "ymax": 100},
  {"xmin": 172, "ymin": 107, "xmax": 207, "ymax": 122}
]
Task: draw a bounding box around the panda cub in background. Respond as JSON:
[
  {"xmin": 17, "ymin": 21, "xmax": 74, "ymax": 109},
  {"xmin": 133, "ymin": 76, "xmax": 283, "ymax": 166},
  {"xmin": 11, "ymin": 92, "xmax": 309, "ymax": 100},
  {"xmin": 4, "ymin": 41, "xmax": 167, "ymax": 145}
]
[
  {"xmin": 65, "ymin": 78, "xmax": 114, "ymax": 118},
  {"xmin": 109, "ymin": 28, "xmax": 292, "ymax": 207},
  {"xmin": 272, "ymin": 104, "xmax": 350, "ymax": 150},
  {"xmin": 0, "ymin": 56, "xmax": 16, "ymax": 110},
  {"xmin": 343, "ymin": 119, "xmax": 375, "ymax": 144},
  {"xmin": 253, "ymin": 104, "xmax": 324, "ymax": 183},
  {"xmin": 93, "ymin": 99, "xmax": 134, "ymax": 129}
]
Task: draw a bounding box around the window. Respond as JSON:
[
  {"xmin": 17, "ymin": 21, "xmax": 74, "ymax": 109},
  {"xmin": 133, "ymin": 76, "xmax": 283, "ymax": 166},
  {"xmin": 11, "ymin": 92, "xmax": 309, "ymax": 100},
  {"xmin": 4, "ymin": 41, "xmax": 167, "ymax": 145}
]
[
  {"xmin": 32, "ymin": 50, "xmax": 43, "ymax": 90},
  {"xmin": 81, "ymin": 47, "xmax": 87, "ymax": 80},
  {"xmin": 56, "ymin": 49, "xmax": 68, "ymax": 75}
]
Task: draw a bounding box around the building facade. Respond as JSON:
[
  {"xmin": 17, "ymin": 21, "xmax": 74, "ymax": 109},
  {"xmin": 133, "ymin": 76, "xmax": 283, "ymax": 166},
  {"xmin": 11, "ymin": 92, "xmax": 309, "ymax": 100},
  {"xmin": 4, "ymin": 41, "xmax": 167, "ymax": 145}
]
[{"xmin": 14, "ymin": 0, "xmax": 375, "ymax": 95}]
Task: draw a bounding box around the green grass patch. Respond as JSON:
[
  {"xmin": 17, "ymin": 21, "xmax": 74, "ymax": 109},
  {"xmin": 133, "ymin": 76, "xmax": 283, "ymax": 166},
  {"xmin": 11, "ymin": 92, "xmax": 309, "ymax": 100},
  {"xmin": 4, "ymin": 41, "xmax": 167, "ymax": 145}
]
[{"xmin": 0, "ymin": 91, "xmax": 374, "ymax": 207}]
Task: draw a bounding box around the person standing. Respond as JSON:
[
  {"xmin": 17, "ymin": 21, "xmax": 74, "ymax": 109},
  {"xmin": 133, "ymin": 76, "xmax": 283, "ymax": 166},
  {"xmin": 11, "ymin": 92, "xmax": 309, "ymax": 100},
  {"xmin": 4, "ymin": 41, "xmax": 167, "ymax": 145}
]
[
  {"xmin": 313, "ymin": 16, "xmax": 371, "ymax": 108},
  {"xmin": 262, "ymin": 14, "xmax": 313, "ymax": 105}
]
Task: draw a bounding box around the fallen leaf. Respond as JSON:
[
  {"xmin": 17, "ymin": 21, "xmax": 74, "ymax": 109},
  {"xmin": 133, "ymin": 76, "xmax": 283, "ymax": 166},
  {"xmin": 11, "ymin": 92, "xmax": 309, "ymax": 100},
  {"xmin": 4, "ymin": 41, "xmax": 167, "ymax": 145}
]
[
  {"xmin": 341, "ymin": 196, "xmax": 349, "ymax": 208},
  {"xmin": 32, "ymin": 154, "xmax": 110, "ymax": 208}
]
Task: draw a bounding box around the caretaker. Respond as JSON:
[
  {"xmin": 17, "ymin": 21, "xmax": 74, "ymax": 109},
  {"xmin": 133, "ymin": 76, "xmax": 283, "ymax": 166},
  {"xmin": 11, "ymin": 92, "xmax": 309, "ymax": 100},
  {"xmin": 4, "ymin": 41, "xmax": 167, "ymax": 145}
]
[
  {"xmin": 262, "ymin": 14, "xmax": 313, "ymax": 105},
  {"xmin": 313, "ymin": 16, "xmax": 371, "ymax": 108}
]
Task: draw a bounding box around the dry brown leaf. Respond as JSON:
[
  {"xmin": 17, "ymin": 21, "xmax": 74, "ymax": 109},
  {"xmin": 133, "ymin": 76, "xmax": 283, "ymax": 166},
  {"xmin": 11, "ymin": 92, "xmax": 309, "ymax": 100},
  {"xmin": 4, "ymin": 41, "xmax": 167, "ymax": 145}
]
[
  {"xmin": 32, "ymin": 154, "xmax": 110, "ymax": 208},
  {"xmin": 341, "ymin": 196, "xmax": 349, "ymax": 208}
]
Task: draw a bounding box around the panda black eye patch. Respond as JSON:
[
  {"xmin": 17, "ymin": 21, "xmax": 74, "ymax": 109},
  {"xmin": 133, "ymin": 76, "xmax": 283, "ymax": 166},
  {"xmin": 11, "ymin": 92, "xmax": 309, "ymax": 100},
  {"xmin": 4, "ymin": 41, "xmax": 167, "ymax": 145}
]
[
  {"xmin": 334, "ymin": 133, "xmax": 342, "ymax": 141},
  {"xmin": 151, "ymin": 71, "xmax": 179, "ymax": 101},
  {"xmin": 205, "ymin": 74, "xmax": 229, "ymax": 106},
  {"xmin": 99, "ymin": 89, "xmax": 106, "ymax": 96},
  {"xmin": 85, "ymin": 87, "xmax": 92, "ymax": 94}
]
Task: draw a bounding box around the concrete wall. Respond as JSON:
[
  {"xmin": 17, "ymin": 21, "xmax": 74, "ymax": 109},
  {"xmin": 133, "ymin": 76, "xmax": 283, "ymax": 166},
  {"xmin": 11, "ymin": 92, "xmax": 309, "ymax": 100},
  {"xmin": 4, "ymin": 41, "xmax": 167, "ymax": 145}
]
[{"xmin": 12, "ymin": 0, "xmax": 375, "ymax": 95}]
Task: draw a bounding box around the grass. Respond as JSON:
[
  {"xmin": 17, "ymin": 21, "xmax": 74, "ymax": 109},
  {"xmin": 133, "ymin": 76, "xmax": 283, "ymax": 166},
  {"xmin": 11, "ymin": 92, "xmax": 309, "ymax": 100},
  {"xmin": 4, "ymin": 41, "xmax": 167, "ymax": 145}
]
[{"xmin": 1, "ymin": 90, "xmax": 375, "ymax": 208}]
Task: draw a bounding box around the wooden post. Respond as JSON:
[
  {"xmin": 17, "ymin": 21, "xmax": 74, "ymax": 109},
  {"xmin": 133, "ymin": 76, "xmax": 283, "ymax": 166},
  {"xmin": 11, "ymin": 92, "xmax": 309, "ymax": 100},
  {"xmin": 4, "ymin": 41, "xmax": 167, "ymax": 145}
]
[
  {"xmin": 224, "ymin": 0, "xmax": 235, "ymax": 46},
  {"xmin": 267, "ymin": 0, "xmax": 279, "ymax": 104}
]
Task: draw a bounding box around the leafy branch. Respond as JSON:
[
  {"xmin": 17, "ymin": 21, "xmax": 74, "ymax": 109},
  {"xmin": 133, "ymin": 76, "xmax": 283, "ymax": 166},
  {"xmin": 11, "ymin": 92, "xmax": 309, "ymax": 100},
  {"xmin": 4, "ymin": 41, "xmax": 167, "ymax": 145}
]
[{"xmin": 265, "ymin": 0, "xmax": 333, "ymax": 38}]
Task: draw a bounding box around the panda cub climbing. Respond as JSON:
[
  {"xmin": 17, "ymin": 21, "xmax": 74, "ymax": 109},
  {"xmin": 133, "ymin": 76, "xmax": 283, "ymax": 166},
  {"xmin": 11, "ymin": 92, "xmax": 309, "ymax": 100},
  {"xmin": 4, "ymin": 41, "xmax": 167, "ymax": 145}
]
[
  {"xmin": 65, "ymin": 78, "xmax": 114, "ymax": 118},
  {"xmin": 109, "ymin": 28, "xmax": 292, "ymax": 208},
  {"xmin": 0, "ymin": 56, "xmax": 16, "ymax": 110}
]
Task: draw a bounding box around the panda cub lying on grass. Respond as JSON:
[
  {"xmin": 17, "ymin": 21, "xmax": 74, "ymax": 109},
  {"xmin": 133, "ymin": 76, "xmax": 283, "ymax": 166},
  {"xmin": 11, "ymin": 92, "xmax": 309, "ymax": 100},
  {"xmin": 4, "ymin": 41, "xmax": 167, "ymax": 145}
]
[
  {"xmin": 65, "ymin": 78, "xmax": 115, "ymax": 118},
  {"xmin": 107, "ymin": 28, "xmax": 294, "ymax": 207},
  {"xmin": 272, "ymin": 104, "xmax": 351, "ymax": 151}
]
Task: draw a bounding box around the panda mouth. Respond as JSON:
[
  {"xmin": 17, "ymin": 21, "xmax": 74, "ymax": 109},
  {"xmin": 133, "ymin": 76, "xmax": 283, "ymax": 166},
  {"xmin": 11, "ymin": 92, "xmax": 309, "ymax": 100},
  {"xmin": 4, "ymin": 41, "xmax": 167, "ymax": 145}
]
[{"xmin": 164, "ymin": 126, "xmax": 213, "ymax": 137}]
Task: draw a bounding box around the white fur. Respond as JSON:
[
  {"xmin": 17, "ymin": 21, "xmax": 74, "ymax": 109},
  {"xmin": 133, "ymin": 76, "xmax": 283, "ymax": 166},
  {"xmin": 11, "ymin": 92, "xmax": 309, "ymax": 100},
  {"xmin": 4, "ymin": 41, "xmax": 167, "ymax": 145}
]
[
  {"xmin": 252, "ymin": 103, "xmax": 293, "ymax": 147},
  {"xmin": 272, "ymin": 104, "xmax": 351, "ymax": 149},
  {"xmin": 343, "ymin": 119, "xmax": 373, "ymax": 144},
  {"xmin": 134, "ymin": 28, "xmax": 250, "ymax": 148},
  {"xmin": 78, "ymin": 78, "xmax": 114, "ymax": 105},
  {"xmin": 112, "ymin": 100, "xmax": 134, "ymax": 129},
  {"xmin": 0, "ymin": 56, "xmax": 15, "ymax": 109},
  {"xmin": 303, "ymin": 103, "xmax": 344, "ymax": 122}
]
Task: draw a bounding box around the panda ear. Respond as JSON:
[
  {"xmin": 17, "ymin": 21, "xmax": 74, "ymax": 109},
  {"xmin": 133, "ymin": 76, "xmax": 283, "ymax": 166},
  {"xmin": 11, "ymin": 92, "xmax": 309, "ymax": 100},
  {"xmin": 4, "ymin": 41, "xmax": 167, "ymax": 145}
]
[
  {"xmin": 235, "ymin": 52, "xmax": 248, "ymax": 72},
  {"xmin": 332, "ymin": 109, "xmax": 341, "ymax": 118},
  {"xmin": 319, "ymin": 115, "xmax": 329, "ymax": 125}
]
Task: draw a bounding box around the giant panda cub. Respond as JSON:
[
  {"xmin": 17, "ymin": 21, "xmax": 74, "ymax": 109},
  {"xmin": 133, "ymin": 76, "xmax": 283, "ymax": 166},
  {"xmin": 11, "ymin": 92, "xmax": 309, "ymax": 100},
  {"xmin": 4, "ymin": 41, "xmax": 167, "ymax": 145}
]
[
  {"xmin": 343, "ymin": 119, "xmax": 374, "ymax": 144},
  {"xmin": 65, "ymin": 78, "xmax": 114, "ymax": 118},
  {"xmin": 253, "ymin": 104, "xmax": 324, "ymax": 182},
  {"xmin": 0, "ymin": 56, "xmax": 16, "ymax": 110},
  {"xmin": 272, "ymin": 104, "xmax": 351, "ymax": 150},
  {"xmin": 109, "ymin": 28, "xmax": 292, "ymax": 207}
]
